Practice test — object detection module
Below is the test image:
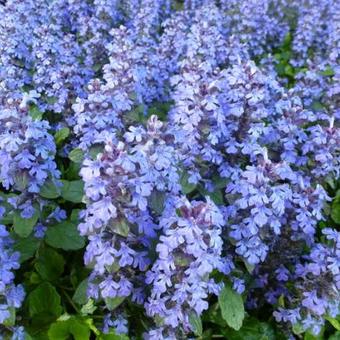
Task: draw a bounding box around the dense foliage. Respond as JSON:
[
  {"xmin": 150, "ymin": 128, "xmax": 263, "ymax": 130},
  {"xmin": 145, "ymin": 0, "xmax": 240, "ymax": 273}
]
[{"xmin": 0, "ymin": 0, "xmax": 339, "ymax": 339}]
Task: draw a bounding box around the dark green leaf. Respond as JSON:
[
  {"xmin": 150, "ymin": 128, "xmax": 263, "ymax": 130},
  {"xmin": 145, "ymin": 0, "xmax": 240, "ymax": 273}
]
[
  {"xmin": 148, "ymin": 190, "xmax": 165, "ymax": 215},
  {"xmin": 67, "ymin": 319, "xmax": 91, "ymax": 340},
  {"xmin": 61, "ymin": 180, "xmax": 84, "ymax": 203},
  {"xmin": 203, "ymin": 302, "xmax": 227, "ymax": 327},
  {"xmin": 89, "ymin": 145, "xmax": 103, "ymax": 159},
  {"xmin": 73, "ymin": 279, "xmax": 89, "ymax": 305},
  {"xmin": 13, "ymin": 209, "xmax": 39, "ymax": 238},
  {"xmin": 243, "ymin": 260, "xmax": 255, "ymax": 274},
  {"xmin": 218, "ymin": 285, "xmax": 244, "ymax": 331},
  {"xmin": 312, "ymin": 101, "xmax": 324, "ymax": 111},
  {"xmin": 40, "ymin": 179, "xmax": 61, "ymax": 199},
  {"xmin": 326, "ymin": 316, "xmax": 340, "ymax": 331},
  {"xmin": 331, "ymin": 196, "xmax": 340, "ymax": 224},
  {"xmin": 13, "ymin": 235, "xmax": 40, "ymax": 262},
  {"xmin": 28, "ymin": 282, "xmax": 62, "ymax": 320},
  {"xmin": 54, "ymin": 127, "xmax": 70, "ymax": 146},
  {"xmin": 212, "ymin": 175, "xmax": 228, "ymax": 190},
  {"xmin": 222, "ymin": 317, "xmax": 275, "ymax": 340},
  {"xmin": 69, "ymin": 148, "xmax": 84, "ymax": 163},
  {"xmin": 65, "ymin": 161, "xmax": 81, "ymax": 180},
  {"xmin": 35, "ymin": 247, "xmax": 65, "ymax": 281},
  {"xmin": 304, "ymin": 330, "xmax": 324, "ymax": 340},
  {"xmin": 45, "ymin": 222, "xmax": 85, "ymax": 251},
  {"xmin": 198, "ymin": 186, "xmax": 224, "ymax": 205},
  {"xmin": 29, "ymin": 106, "xmax": 43, "ymax": 120},
  {"xmin": 110, "ymin": 218, "xmax": 130, "ymax": 237},
  {"xmin": 70, "ymin": 209, "xmax": 81, "ymax": 223},
  {"xmin": 105, "ymin": 297, "xmax": 125, "ymax": 311},
  {"xmin": 180, "ymin": 170, "xmax": 197, "ymax": 194},
  {"xmin": 48, "ymin": 319, "xmax": 69, "ymax": 340},
  {"xmin": 48, "ymin": 317, "xmax": 91, "ymax": 340},
  {"xmin": 98, "ymin": 333, "xmax": 129, "ymax": 340},
  {"xmin": 329, "ymin": 332, "xmax": 340, "ymax": 340}
]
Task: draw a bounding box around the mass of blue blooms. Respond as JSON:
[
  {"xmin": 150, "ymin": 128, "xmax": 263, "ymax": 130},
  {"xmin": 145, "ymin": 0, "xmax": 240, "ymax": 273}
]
[{"xmin": 0, "ymin": 0, "xmax": 339, "ymax": 339}]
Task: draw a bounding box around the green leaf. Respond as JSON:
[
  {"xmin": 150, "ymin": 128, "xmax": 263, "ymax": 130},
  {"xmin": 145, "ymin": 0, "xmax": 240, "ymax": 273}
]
[
  {"xmin": 331, "ymin": 196, "xmax": 340, "ymax": 224},
  {"xmin": 29, "ymin": 106, "xmax": 43, "ymax": 120},
  {"xmin": 321, "ymin": 67, "xmax": 335, "ymax": 77},
  {"xmin": 126, "ymin": 104, "xmax": 145, "ymax": 124},
  {"xmin": 222, "ymin": 317, "xmax": 275, "ymax": 340},
  {"xmin": 243, "ymin": 260, "xmax": 255, "ymax": 274},
  {"xmin": 61, "ymin": 180, "xmax": 84, "ymax": 203},
  {"xmin": 180, "ymin": 170, "xmax": 197, "ymax": 194},
  {"xmin": 13, "ymin": 209, "xmax": 39, "ymax": 238},
  {"xmin": 329, "ymin": 332, "xmax": 340, "ymax": 340},
  {"xmin": 48, "ymin": 317, "xmax": 91, "ymax": 340},
  {"xmin": 35, "ymin": 247, "xmax": 65, "ymax": 281},
  {"xmin": 72, "ymin": 279, "xmax": 89, "ymax": 305},
  {"xmin": 304, "ymin": 330, "xmax": 324, "ymax": 340},
  {"xmin": 218, "ymin": 285, "xmax": 244, "ymax": 331},
  {"xmin": 278, "ymin": 295, "xmax": 285, "ymax": 308},
  {"xmin": 311, "ymin": 101, "xmax": 324, "ymax": 111},
  {"xmin": 105, "ymin": 297, "xmax": 125, "ymax": 311},
  {"xmin": 148, "ymin": 190, "xmax": 165, "ymax": 215},
  {"xmin": 70, "ymin": 318, "xmax": 92, "ymax": 339},
  {"xmin": 45, "ymin": 221, "xmax": 85, "ymax": 251},
  {"xmin": 189, "ymin": 312, "xmax": 203, "ymax": 337},
  {"xmin": 98, "ymin": 333, "xmax": 129, "ymax": 340},
  {"xmin": 64, "ymin": 161, "xmax": 81, "ymax": 180},
  {"xmin": 48, "ymin": 319, "xmax": 70, "ymax": 339},
  {"xmin": 80, "ymin": 299, "xmax": 97, "ymax": 316},
  {"xmin": 69, "ymin": 148, "xmax": 85, "ymax": 163},
  {"xmin": 3, "ymin": 307, "xmax": 16, "ymax": 327},
  {"xmin": 13, "ymin": 235, "xmax": 40, "ymax": 262},
  {"xmin": 54, "ymin": 127, "xmax": 70, "ymax": 146},
  {"xmin": 89, "ymin": 145, "xmax": 103, "ymax": 159},
  {"xmin": 110, "ymin": 218, "xmax": 130, "ymax": 237},
  {"xmin": 30, "ymin": 271, "xmax": 43, "ymax": 285},
  {"xmin": 70, "ymin": 209, "xmax": 81, "ymax": 223},
  {"xmin": 292, "ymin": 323, "xmax": 304, "ymax": 335},
  {"xmin": 14, "ymin": 172, "xmax": 29, "ymax": 191},
  {"xmin": 212, "ymin": 175, "xmax": 228, "ymax": 190},
  {"xmin": 326, "ymin": 316, "xmax": 340, "ymax": 331},
  {"xmin": 40, "ymin": 179, "xmax": 61, "ymax": 199},
  {"xmin": 28, "ymin": 282, "xmax": 62, "ymax": 320},
  {"xmin": 284, "ymin": 65, "xmax": 294, "ymax": 77},
  {"xmin": 147, "ymin": 102, "xmax": 171, "ymax": 121},
  {"xmin": 198, "ymin": 186, "xmax": 224, "ymax": 205},
  {"xmin": 203, "ymin": 302, "xmax": 227, "ymax": 327}
]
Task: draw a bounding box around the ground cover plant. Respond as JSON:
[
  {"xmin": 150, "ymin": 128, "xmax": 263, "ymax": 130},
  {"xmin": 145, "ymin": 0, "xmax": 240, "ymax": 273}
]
[{"xmin": 0, "ymin": 0, "xmax": 339, "ymax": 339}]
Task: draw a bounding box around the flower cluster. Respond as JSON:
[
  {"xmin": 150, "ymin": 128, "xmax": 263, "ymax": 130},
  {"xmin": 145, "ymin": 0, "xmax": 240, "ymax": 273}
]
[
  {"xmin": 0, "ymin": 92, "xmax": 59, "ymax": 194},
  {"xmin": 145, "ymin": 197, "xmax": 226, "ymax": 338},
  {"xmin": 0, "ymin": 203, "xmax": 24, "ymax": 332},
  {"xmin": 0, "ymin": 0, "xmax": 339, "ymax": 338},
  {"xmin": 0, "ymin": 0, "xmax": 91, "ymax": 114},
  {"xmin": 79, "ymin": 116, "xmax": 180, "ymax": 306},
  {"xmin": 249, "ymin": 228, "xmax": 340, "ymax": 335}
]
